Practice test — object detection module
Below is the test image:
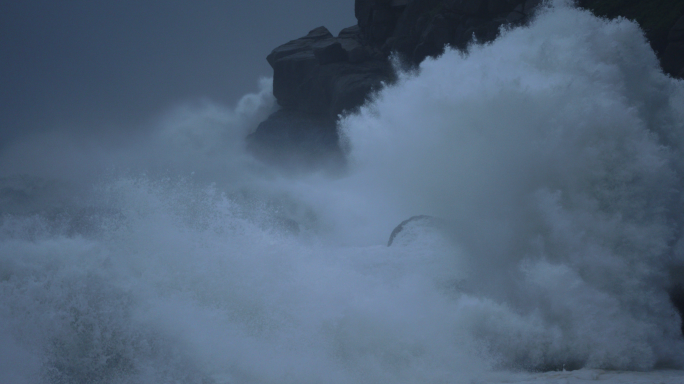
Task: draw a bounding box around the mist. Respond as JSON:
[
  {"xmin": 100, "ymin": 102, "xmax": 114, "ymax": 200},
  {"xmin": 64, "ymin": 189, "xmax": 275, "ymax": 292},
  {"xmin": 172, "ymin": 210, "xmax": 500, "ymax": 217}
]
[{"xmin": 1, "ymin": 1, "xmax": 684, "ymax": 383}]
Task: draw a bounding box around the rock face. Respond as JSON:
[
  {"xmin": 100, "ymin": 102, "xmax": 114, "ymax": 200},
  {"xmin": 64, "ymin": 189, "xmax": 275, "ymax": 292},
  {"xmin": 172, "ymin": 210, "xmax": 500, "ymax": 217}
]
[
  {"xmin": 578, "ymin": 0, "xmax": 684, "ymax": 77},
  {"xmin": 663, "ymin": 14, "xmax": 684, "ymax": 77},
  {"xmin": 670, "ymin": 283, "xmax": 684, "ymax": 336},
  {"xmin": 246, "ymin": 108, "xmax": 344, "ymax": 169},
  {"xmin": 265, "ymin": 26, "xmax": 394, "ymax": 118},
  {"xmin": 247, "ymin": 0, "xmax": 684, "ymax": 168},
  {"xmin": 247, "ymin": 25, "xmax": 394, "ymax": 169},
  {"xmin": 356, "ymin": 0, "xmax": 543, "ymax": 63}
]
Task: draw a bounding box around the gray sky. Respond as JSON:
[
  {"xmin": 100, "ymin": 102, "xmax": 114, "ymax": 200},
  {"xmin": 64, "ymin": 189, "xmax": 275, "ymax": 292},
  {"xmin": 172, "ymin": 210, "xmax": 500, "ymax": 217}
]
[{"xmin": 0, "ymin": 1, "xmax": 355, "ymax": 147}]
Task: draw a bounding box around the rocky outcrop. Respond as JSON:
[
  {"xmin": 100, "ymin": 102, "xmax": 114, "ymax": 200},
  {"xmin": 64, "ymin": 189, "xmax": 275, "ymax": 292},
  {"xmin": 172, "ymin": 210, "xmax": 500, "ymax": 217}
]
[
  {"xmin": 578, "ymin": 0, "xmax": 684, "ymax": 77},
  {"xmin": 246, "ymin": 108, "xmax": 344, "ymax": 169},
  {"xmin": 246, "ymin": 25, "xmax": 394, "ymax": 168},
  {"xmin": 248, "ymin": 0, "xmax": 684, "ymax": 168},
  {"xmin": 663, "ymin": 14, "xmax": 684, "ymax": 78},
  {"xmin": 356, "ymin": 0, "xmax": 543, "ymax": 63},
  {"xmin": 265, "ymin": 26, "xmax": 394, "ymax": 118},
  {"xmin": 670, "ymin": 283, "xmax": 684, "ymax": 336},
  {"xmin": 247, "ymin": 0, "xmax": 547, "ymax": 168}
]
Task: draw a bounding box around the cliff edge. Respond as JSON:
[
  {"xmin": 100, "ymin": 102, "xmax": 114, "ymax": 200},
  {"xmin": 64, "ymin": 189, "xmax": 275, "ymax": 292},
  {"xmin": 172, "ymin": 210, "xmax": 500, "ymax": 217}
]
[{"xmin": 247, "ymin": 0, "xmax": 684, "ymax": 168}]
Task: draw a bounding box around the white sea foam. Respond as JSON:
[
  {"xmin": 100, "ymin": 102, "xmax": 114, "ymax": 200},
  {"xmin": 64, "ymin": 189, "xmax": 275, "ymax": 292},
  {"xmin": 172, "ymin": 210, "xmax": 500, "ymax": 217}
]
[{"xmin": 1, "ymin": 1, "xmax": 684, "ymax": 383}]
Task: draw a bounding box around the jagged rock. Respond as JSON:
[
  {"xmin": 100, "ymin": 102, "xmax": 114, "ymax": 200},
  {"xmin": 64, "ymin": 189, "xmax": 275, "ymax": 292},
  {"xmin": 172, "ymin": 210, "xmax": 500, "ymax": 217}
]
[
  {"xmin": 266, "ymin": 26, "xmax": 333, "ymax": 66},
  {"xmin": 336, "ymin": 26, "xmax": 370, "ymax": 63},
  {"xmin": 269, "ymin": 50, "xmax": 319, "ymax": 109},
  {"xmin": 249, "ymin": 21, "xmax": 395, "ymax": 167},
  {"xmin": 670, "ymin": 282, "xmax": 684, "ymax": 336},
  {"xmin": 356, "ymin": 0, "xmax": 410, "ymax": 46},
  {"xmin": 249, "ymin": 0, "xmax": 684, "ymax": 168},
  {"xmin": 340, "ymin": 38, "xmax": 369, "ymax": 63},
  {"xmin": 267, "ymin": 26, "xmax": 334, "ymax": 109},
  {"xmin": 266, "ymin": 25, "xmax": 393, "ymax": 118},
  {"xmin": 388, "ymin": 0, "xmax": 445, "ymax": 58},
  {"xmin": 488, "ymin": 0, "xmax": 517, "ymax": 14},
  {"xmin": 663, "ymin": 15, "xmax": 684, "ymax": 77},
  {"xmin": 338, "ymin": 25, "xmax": 362, "ymax": 39},
  {"xmin": 325, "ymin": 61, "xmax": 394, "ymax": 116},
  {"xmin": 506, "ymin": 9, "xmax": 525, "ymax": 23},
  {"xmin": 273, "ymin": 59, "xmax": 392, "ymax": 118},
  {"xmin": 246, "ymin": 108, "xmax": 343, "ymax": 168},
  {"xmin": 412, "ymin": 14, "xmax": 453, "ymax": 61},
  {"xmin": 251, "ymin": 58, "xmax": 390, "ymax": 167},
  {"xmin": 449, "ymin": 0, "xmax": 489, "ymax": 15},
  {"xmin": 670, "ymin": 14, "xmax": 684, "ymax": 42},
  {"xmin": 313, "ymin": 40, "xmax": 348, "ymax": 64},
  {"xmin": 663, "ymin": 42, "xmax": 684, "ymax": 78},
  {"xmin": 251, "ymin": 1, "xmax": 550, "ymax": 167},
  {"xmin": 375, "ymin": 0, "xmax": 541, "ymax": 63}
]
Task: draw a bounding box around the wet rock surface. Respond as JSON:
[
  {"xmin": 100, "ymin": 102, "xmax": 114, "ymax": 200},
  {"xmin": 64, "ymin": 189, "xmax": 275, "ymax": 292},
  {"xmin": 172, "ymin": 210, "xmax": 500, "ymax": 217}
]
[
  {"xmin": 663, "ymin": 14, "xmax": 684, "ymax": 77},
  {"xmin": 248, "ymin": 0, "xmax": 684, "ymax": 168},
  {"xmin": 246, "ymin": 108, "xmax": 344, "ymax": 169},
  {"xmin": 577, "ymin": 0, "xmax": 684, "ymax": 73}
]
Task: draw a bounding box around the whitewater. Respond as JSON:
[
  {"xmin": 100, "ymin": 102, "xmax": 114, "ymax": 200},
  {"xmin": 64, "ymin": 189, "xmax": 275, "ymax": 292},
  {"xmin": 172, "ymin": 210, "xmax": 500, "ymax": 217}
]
[{"xmin": 2, "ymin": 2, "xmax": 684, "ymax": 383}]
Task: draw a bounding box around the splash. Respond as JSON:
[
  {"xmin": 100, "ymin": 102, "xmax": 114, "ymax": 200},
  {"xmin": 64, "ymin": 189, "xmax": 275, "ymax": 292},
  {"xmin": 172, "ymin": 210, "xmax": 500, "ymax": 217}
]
[
  {"xmin": 337, "ymin": 1, "xmax": 684, "ymax": 370},
  {"xmin": 1, "ymin": 2, "xmax": 684, "ymax": 383}
]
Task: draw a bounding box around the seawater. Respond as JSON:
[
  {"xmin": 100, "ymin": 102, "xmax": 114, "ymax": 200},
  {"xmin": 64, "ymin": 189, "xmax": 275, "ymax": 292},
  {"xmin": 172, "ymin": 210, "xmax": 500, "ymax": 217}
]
[{"xmin": 2, "ymin": 2, "xmax": 684, "ymax": 383}]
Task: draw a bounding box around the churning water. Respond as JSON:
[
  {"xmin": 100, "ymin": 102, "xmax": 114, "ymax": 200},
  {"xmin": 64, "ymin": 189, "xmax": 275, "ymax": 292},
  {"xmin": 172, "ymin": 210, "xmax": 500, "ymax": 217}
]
[{"xmin": 2, "ymin": 2, "xmax": 684, "ymax": 383}]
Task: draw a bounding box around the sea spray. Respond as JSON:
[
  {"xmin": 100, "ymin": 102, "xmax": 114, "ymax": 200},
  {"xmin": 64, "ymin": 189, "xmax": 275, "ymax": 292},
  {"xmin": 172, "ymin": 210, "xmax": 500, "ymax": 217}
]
[
  {"xmin": 337, "ymin": 0, "xmax": 684, "ymax": 370},
  {"xmin": 1, "ymin": 2, "xmax": 684, "ymax": 383}
]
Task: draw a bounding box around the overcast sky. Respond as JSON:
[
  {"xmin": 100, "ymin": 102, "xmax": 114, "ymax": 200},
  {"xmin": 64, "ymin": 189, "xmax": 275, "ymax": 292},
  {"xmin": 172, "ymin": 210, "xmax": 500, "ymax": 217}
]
[{"xmin": 0, "ymin": 1, "xmax": 355, "ymax": 147}]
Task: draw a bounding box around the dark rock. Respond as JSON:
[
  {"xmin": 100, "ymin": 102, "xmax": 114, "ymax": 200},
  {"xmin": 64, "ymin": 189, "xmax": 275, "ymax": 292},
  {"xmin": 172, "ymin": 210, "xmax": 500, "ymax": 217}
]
[
  {"xmin": 265, "ymin": 23, "xmax": 393, "ymax": 118},
  {"xmin": 338, "ymin": 25, "xmax": 362, "ymax": 39},
  {"xmin": 523, "ymin": 0, "xmax": 543, "ymax": 11},
  {"xmin": 383, "ymin": 0, "xmax": 536, "ymax": 62},
  {"xmin": 506, "ymin": 10, "xmax": 525, "ymax": 24},
  {"xmin": 266, "ymin": 26, "xmax": 333, "ymax": 66},
  {"xmin": 413, "ymin": 14, "xmax": 454, "ymax": 61},
  {"xmin": 663, "ymin": 15, "xmax": 684, "ymax": 77},
  {"xmin": 371, "ymin": 7, "xmax": 398, "ymax": 44},
  {"xmin": 270, "ymin": 50, "xmax": 320, "ymax": 109},
  {"xmin": 250, "ymin": 18, "xmax": 396, "ymax": 165},
  {"xmin": 670, "ymin": 14, "xmax": 684, "ymax": 42},
  {"xmin": 304, "ymin": 26, "xmax": 335, "ymax": 40},
  {"xmin": 267, "ymin": 27, "xmax": 334, "ymax": 109},
  {"xmin": 488, "ymin": 0, "xmax": 517, "ymax": 14},
  {"xmin": 272, "ymin": 57, "xmax": 392, "ymax": 118},
  {"xmin": 339, "ymin": 38, "xmax": 369, "ymax": 63},
  {"xmin": 246, "ymin": 109, "xmax": 343, "ymax": 168},
  {"xmin": 466, "ymin": 17, "xmax": 507, "ymax": 43},
  {"xmin": 251, "ymin": 0, "xmax": 684, "ymax": 168},
  {"xmin": 392, "ymin": 0, "xmax": 443, "ymax": 52},
  {"xmin": 337, "ymin": 26, "xmax": 370, "ymax": 62},
  {"xmin": 663, "ymin": 41, "xmax": 684, "ymax": 77},
  {"xmin": 356, "ymin": 0, "xmax": 409, "ymax": 47},
  {"xmin": 355, "ymin": 0, "xmax": 376, "ymax": 28},
  {"xmin": 447, "ymin": 0, "xmax": 489, "ymax": 16},
  {"xmin": 313, "ymin": 40, "xmax": 348, "ymax": 64},
  {"xmin": 669, "ymin": 283, "xmax": 684, "ymax": 336},
  {"xmin": 327, "ymin": 62, "xmax": 393, "ymax": 116}
]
